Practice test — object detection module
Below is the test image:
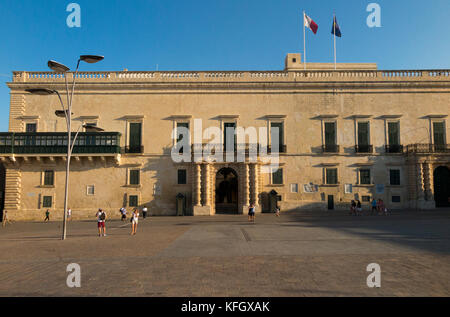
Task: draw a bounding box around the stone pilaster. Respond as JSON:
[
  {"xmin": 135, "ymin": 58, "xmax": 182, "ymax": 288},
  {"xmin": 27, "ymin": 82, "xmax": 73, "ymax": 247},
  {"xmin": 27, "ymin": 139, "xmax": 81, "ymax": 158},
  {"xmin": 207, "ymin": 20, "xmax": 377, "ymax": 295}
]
[
  {"xmin": 4, "ymin": 168, "xmax": 21, "ymax": 220},
  {"xmin": 9, "ymin": 94, "xmax": 25, "ymax": 132},
  {"xmin": 250, "ymin": 163, "xmax": 260, "ymax": 212},
  {"xmin": 417, "ymin": 163, "xmax": 425, "ymax": 201},
  {"xmin": 240, "ymin": 163, "xmax": 250, "ymax": 214},
  {"xmin": 194, "ymin": 163, "xmax": 201, "ymax": 206},
  {"xmin": 204, "ymin": 163, "xmax": 211, "ymax": 206}
]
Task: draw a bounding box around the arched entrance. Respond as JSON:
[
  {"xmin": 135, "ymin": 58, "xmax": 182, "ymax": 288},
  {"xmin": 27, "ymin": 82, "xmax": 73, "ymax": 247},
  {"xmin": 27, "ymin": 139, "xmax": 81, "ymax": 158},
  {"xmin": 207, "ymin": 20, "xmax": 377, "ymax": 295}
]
[
  {"xmin": 215, "ymin": 167, "xmax": 238, "ymax": 214},
  {"xmin": 434, "ymin": 166, "xmax": 450, "ymax": 207}
]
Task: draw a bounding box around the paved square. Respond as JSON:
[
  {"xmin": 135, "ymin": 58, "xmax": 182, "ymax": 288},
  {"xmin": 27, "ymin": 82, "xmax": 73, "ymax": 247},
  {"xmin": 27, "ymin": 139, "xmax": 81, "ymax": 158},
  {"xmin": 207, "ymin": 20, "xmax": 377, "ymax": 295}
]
[{"xmin": 0, "ymin": 210, "xmax": 449, "ymax": 296}]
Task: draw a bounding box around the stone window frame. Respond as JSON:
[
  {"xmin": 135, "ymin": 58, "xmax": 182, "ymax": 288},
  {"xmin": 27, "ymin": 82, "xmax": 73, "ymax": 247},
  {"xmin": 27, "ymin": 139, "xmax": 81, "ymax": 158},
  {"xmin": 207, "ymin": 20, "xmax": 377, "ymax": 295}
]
[
  {"xmin": 170, "ymin": 116, "xmax": 192, "ymax": 147},
  {"xmin": 266, "ymin": 115, "xmax": 286, "ymax": 149},
  {"xmin": 86, "ymin": 185, "xmax": 95, "ymax": 196},
  {"xmin": 177, "ymin": 168, "xmax": 188, "ymax": 185},
  {"xmin": 352, "ymin": 115, "xmax": 373, "ymax": 147},
  {"xmin": 127, "ymin": 168, "xmax": 141, "ymax": 187},
  {"xmin": 388, "ymin": 168, "xmax": 401, "ymax": 186},
  {"xmin": 124, "ymin": 115, "xmax": 145, "ymax": 151},
  {"xmin": 20, "ymin": 116, "xmax": 40, "ymax": 132},
  {"xmin": 358, "ymin": 168, "xmax": 372, "ymax": 185},
  {"xmin": 430, "ymin": 118, "xmax": 447, "ymax": 145},
  {"xmin": 290, "ymin": 183, "xmax": 299, "ymax": 193},
  {"xmin": 270, "ymin": 167, "xmax": 284, "ymax": 186},
  {"xmin": 218, "ymin": 115, "xmax": 240, "ymax": 146},
  {"xmin": 128, "ymin": 194, "xmax": 140, "ymax": 208},
  {"xmin": 324, "ymin": 167, "xmax": 339, "ymax": 185},
  {"xmin": 381, "ymin": 115, "xmax": 402, "ymax": 146},
  {"xmin": 40, "ymin": 194, "xmax": 55, "ymax": 209},
  {"xmin": 41, "ymin": 170, "xmax": 55, "ymax": 187}
]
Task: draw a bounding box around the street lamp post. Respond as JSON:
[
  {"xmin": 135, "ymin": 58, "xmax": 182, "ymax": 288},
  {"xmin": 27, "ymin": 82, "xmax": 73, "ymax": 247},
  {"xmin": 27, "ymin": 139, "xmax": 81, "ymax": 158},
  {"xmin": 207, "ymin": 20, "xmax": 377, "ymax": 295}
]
[{"xmin": 26, "ymin": 55, "xmax": 104, "ymax": 240}]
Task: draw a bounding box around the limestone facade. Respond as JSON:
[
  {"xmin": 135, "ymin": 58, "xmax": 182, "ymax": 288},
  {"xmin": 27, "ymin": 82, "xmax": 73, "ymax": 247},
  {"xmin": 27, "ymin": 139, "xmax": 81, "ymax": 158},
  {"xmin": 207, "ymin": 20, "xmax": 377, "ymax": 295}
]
[{"xmin": 1, "ymin": 54, "xmax": 449, "ymax": 221}]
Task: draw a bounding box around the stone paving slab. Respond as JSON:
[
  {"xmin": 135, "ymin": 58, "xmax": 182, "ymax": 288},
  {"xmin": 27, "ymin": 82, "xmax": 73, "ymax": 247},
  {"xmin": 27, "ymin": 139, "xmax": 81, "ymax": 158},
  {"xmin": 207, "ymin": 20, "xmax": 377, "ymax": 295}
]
[{"xmin": 0, "ymin": 211, "xmax": 449, "ymax": 296}]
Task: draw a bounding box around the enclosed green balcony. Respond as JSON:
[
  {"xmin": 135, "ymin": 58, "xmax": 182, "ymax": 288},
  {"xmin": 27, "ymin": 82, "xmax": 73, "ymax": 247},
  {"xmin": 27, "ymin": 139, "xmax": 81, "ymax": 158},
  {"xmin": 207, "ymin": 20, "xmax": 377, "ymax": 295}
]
[{"xmin": 0, "ymin": 132, "xmax": 121, "ymax": 154}]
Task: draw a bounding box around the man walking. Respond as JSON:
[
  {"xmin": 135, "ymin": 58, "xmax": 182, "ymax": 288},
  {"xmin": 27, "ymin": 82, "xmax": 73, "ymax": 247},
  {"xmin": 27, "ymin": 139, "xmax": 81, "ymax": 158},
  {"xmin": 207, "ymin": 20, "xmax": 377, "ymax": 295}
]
[
  {"xmin": 96, "ymin": 208, "xmax": 107, "ymax": 237},
  {"xmin": 142, "ymin": 205, "xmax": 148, "ymax": 219},
  {"xmin": 120, "ymin": 207, "xmax": 127, "ymax": 221},
  {"xmin": 44, "ymin": 209, "xmax": 50, "ymax": 222},
  {"xmin": 371, "ymin": 199, "xmax": 377, "ymax": 215}
]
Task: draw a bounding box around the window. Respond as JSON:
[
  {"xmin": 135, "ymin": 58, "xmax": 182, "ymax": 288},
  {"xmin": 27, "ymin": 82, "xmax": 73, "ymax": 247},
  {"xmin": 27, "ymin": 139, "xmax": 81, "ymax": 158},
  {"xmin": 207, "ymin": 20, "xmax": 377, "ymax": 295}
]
[
  {"xmin": 290, "ymin": 183, "xmax": 299, "ymax": 193},
  {"xmin": 326, "ymin": 168, "xmax": 338, "ymax": 185},
  {"xmin": 392, "ymin": 196, "xmax": 401, "ymax": 203},
  {"xmin": 43, "ymin": 196, "xmax": 52, "ymax": 208},
  {"xmin": 129, "ymin": 195, "xmax": 139, "ymax": 207},
  {"xmin": 128, "ymin": 122, "xmax": 142, "ymax": 153},
  {"xmin": 178, "ymin": 169, "xmax": 187, "ymax": 185},
  {"xmin": 359, "ymin": 169, "xmax": 371, "ymax": 185},
  {"xmin": 358, "ymin": 122, "xmax": 370, "ymax": 146},
  {"xmin": 26, "ymin": 123, "xmax": 37, "ymax": 132},
  {"xmin": 43, "ymin": 170, "xmax": 54, "ymax": 186},
  {"xmin": 223, "ymin": 122, "xmax": 236, "ymax": 152},
  {"xmin": 324, "ymin": 122, "xmax": 336, "ymax": 146},
  {"xmin": 433, "ymin": 122, "xmax": 446, "ymax": 145},
  {"xmin": 270, "ymin": 122, "xmax": 284, "ymax": 152},
  {"xmin": 388, "ymin": 122, "xmax": 400, "ymax": 146},
  {"xmin": 87, "ymin": 185, "xmax": 95, "ymax": 195},
  {"xmin": 272, "ymin": 168, "xmax": 283, "ymax": 185},
  {"xmin": 129, "ymin": 170, "xmax": 140, "ymax": 185},
  {"xmin": 176, "ymin": 122, "xmax": 190, "ymax": 153},
  {"xmin": 390, "ymin": 169, "xmax": 401, "ymax": 186},
  {"xmin": 362, "ymin": 196, "xmax": 371, "ymax": 202}
]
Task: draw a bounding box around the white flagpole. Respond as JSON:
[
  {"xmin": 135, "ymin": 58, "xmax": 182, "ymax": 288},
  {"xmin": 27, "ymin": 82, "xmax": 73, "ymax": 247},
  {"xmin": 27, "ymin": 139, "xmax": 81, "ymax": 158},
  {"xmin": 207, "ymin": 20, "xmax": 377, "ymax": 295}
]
[
  {"xmin": 333, "ymin": 13, "xmax": 337, "ymax": 70},
  {"xmin": 303, "ymin": 11, "xmax": 306, "ymax": 70}
]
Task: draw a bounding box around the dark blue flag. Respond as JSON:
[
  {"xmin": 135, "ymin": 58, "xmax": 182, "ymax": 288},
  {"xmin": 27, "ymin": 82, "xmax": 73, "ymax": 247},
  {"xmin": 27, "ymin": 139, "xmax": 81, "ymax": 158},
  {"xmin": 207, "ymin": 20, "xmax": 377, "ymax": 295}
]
[{"xmin": 331, "ymin": 16, "xmax": 342, "ymax": 37}]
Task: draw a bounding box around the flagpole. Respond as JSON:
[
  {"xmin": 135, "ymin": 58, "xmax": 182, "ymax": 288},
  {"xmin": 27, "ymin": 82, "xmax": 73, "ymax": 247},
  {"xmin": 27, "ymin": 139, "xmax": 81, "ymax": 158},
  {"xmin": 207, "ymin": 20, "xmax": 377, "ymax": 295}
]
[
  {"xmin": 333, "ymin": 13, "xmax": 337, "ymax": 70},
  {"xmin": 303, "ymin": 11, "xmax": 306, "ymax": 70}
]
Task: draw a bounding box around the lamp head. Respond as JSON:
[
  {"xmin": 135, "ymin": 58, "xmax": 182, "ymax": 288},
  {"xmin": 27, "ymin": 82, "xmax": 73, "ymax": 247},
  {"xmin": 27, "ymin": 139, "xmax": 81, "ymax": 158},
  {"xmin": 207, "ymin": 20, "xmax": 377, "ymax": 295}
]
[
  {"xmin": 48, "ymin": 60, "xmax": 70, "ymax": 73},
  {"xmin": 25, "ymin": 88, "xmax": 56, "ymax": 95},
  {"xmin": 80, "ymin": 55, "xmax": 104, "ymax": 64}
]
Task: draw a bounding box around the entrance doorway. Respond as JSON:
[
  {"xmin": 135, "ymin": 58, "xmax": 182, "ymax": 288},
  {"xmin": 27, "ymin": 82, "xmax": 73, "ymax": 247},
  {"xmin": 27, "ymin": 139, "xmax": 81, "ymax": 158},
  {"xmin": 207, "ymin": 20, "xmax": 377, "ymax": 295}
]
[
  {"xmin": 215, "ymin": 167, "xmax": 238, "ymax": 214},
  {"xmin": 434, "ymin": 166, "xmax": 450, "ymax": 207}
]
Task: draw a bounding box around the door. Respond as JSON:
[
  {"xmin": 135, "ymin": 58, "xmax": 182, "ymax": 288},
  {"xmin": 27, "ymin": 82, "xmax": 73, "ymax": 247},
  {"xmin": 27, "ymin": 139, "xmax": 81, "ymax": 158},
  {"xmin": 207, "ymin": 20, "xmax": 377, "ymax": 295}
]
[{"xmin": 328, "ymin": 195, "xmax": 334, "ymax": 210}]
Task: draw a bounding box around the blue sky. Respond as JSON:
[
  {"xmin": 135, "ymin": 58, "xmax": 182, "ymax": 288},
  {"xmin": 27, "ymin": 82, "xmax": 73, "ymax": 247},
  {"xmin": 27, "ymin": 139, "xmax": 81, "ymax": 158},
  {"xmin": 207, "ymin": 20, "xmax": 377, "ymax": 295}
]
[{"xmin": 0, "ymin": 0, "xmax": 449, "ymax": 131}]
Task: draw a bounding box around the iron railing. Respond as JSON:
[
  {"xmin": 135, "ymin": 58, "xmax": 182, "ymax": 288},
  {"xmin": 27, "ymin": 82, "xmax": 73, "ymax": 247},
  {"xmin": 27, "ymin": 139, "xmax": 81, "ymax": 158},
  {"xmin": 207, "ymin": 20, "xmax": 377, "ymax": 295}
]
[
  {"xmin": 406, "ymin": 144, "xmax": 450, "ymax": 154},
  {"xmin": 385, "ymin": 144, "xmax": 404, "ymax": 154},
  {"xmin": 322, "ymin": 144, "xmax": 340, "ymax": 153},
  {"xmin": 355, "ymin": 144, "xmax": 373, "ymax": 154}
]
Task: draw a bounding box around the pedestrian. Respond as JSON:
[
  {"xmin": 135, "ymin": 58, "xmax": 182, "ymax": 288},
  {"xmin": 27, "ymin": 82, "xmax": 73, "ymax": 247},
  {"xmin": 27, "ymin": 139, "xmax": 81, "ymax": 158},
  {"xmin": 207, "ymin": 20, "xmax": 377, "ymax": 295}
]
[
  {"xmin": 2, "ymin": 210, "xmax": 10, "ymax": 227},
  {"xmin": 379, "ymin": 199, "xmax": 388, "ymax": 216},
  {"xmin": 131, "ymin": 208, "xmax": 139, "ymax": 235},
  {"xmin": 67, "ymin": 207, "xmax": 72, "ymax": 221},
  {"xmin": 96, "ymin": 208, "xmax": 107, "ymax": 237},
  {"xmin": 350, "ymin": 200, "xmax": 356, "ymax": 215},
  {"xmin": 120, "ymin": 207, "xmax": 127, "ymax": 221},
  {"xmin": 142, "ymin": 205, "xmax": 148, "ymax": 219},
  {"xmin": 248, "ymin": 204, "xmax": 255, "ymax": 222},
  {"xmin": 376, "ymin": 199, "xmax": 382, "ymax": 215},
  {"xmin": 371, "ymin": 199, "xmax": 377, "ymax": 215},
  {"xmin": 356, "ymin": 200, "xmax": 362, "ymax": 216},
  {"xmin": 44, "ymin": 209, "xmax": 50, "ymax": 222},
  {"xmin": 275, "ymin": 205, "xmax": 280, "ymax": 217}
]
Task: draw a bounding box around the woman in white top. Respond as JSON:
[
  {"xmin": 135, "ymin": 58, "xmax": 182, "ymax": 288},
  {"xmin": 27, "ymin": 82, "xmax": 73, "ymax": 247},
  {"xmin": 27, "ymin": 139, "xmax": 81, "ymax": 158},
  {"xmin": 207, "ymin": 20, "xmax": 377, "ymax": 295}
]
[{"xmin": 131, "ymin": 208, "xmax": 139, "ymax": 235}]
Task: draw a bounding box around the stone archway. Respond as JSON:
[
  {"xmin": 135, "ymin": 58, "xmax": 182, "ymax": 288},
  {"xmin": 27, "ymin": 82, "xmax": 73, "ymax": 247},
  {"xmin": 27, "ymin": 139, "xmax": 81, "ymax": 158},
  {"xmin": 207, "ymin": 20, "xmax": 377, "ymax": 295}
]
[
  {"xmin": 434, "ymin": 166, "xmax": 450, "ymax": 207},
  {"xmin": 215, "ymin": 167, "xmax": 238, "ymax": 214}
]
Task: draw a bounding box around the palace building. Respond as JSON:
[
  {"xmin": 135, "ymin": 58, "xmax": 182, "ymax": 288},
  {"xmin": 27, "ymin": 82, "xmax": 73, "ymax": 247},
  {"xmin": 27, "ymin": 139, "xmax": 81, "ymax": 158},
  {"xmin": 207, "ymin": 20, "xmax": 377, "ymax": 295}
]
[{"xmin": 1, "ymin": 53, "xmax": 449, "ymax": 221}]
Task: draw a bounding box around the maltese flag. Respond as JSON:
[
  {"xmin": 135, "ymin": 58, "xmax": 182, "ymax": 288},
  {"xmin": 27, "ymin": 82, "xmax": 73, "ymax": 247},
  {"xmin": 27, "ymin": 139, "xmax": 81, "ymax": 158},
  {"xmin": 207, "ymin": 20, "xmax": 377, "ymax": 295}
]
[{"xmin": 304, "ymin": 13, "xmax": 318, "ymax": 34}]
